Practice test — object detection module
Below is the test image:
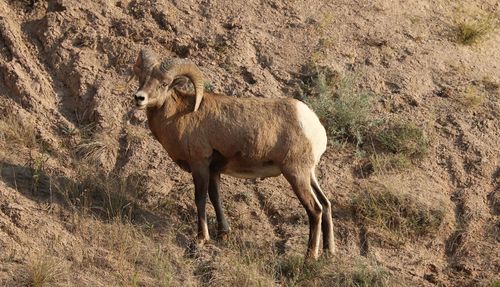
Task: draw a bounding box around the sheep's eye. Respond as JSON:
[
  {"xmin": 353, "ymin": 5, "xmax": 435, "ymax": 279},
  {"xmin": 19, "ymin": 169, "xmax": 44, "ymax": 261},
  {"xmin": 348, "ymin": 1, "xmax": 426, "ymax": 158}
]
[{"xmin": 161, "ymin": 82, "xmax": 169, "ymax": 88}]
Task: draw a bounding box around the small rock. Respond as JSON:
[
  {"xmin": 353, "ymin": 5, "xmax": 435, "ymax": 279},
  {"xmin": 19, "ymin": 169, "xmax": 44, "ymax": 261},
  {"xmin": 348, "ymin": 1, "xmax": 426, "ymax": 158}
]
[{"xmin": 436, "ymin": 86, "xmax": 453, "ymax": 98}]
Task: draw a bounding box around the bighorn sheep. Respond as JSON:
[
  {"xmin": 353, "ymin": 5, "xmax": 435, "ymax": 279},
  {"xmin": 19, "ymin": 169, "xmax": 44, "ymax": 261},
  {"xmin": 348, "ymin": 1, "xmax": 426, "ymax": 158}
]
[{"xmin": 130, "ymin": 49, "xmax": 334, "ymax": 259}]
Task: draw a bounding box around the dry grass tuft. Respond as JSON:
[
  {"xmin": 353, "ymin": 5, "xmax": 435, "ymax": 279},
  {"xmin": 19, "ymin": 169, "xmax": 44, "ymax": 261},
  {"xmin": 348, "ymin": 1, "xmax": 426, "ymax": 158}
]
[
  {"xmin": 372, "ymin": 121, "xmax": 428, "ymax": 159},
  {"xmin": 206, "ymin": 236, "xmax": 277, "ymax": 286},
  {"xmin": 369, "ymin": 153, "xmax": 412, "ymax": 175},
  {"xmin": 17, "ymin": 255, "xmax": 69, "ymax": 287},
  {"xmin": 458, "ymin": 85, "xmax": 485, "ymax": 108},
  {"xmin": 208, "ymin": 251, "xmax": 277, "ymax": 287},
  {"xmin": 359, "ymin": 119, "xmax": 429, "ymax": 175},
  {"xmin": 455, "ymin": 15, "xmax": 496, "ymax": 45},
  {"xmin": 204, "ymin": 235, "xmax": 392, "ymax": 287},
  {"xmin": 275, "ymin": 255, "xmax": 326, "ymax": 286},
  {"xmin": 352, "ymin": 182, "xmax": 444, "ymax": 241},
  {"xmin": 74, "ymin": 134, "xmax": 116, "ymax": 166},
  {"xmin": 56, "ymin": 168, "xmax": 141, "ymax": 220},
  {"xmin": 325, "ymin": 259, "xmax": 390, "ymax": 287},
  {"xmin": 275, "ymin": 254, "xmax": 390, "ymax": 287},
  {"xmin": 75, "ymin": 140, "xmax": 111, "ymax": 163},
  {"xmin": 77, "ymin": 218, "xmax": 189, "ymax": 286}
]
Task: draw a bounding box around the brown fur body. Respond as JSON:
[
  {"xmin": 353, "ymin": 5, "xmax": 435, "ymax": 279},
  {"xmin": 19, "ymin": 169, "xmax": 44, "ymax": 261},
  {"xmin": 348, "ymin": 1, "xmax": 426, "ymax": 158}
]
[{"xmin": 146, "ymin": 90, "xmax": 314, "ymax": 178}]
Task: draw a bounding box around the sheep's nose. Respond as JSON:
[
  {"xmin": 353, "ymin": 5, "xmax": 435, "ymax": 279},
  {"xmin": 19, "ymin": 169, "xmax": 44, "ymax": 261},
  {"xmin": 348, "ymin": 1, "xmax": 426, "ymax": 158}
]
[{"xmin": 134, "ymin": 94, "xmax": 145, "ymax": 101}]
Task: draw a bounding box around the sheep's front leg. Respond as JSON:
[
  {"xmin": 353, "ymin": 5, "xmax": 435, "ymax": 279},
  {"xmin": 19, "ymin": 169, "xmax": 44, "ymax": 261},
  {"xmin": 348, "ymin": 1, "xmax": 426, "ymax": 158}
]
[{"xmin": 191, "ymin": 161, "xmax": 210, "ymax": 246}]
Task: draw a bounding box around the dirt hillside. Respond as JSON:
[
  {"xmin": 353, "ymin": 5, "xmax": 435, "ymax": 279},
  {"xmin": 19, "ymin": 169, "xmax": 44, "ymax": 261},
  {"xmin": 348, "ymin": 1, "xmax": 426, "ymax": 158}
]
[{"xmin": 0, "ymin": 0, "xmax": 499, "ymax": 286}]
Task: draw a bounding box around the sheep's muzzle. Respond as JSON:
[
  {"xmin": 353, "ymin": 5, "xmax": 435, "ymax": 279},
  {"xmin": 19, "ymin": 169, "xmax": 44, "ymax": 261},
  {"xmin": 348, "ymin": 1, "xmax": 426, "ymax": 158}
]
[{"xmin": 134, "ymin": 91, "xmax": 148, "ymax": 109}]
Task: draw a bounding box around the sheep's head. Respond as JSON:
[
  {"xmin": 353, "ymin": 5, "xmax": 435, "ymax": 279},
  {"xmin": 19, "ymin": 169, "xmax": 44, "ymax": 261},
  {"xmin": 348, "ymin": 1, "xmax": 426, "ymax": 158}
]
[{"xmin": 132, "ymin": 49, "xmax": 205, "ymax": 111}]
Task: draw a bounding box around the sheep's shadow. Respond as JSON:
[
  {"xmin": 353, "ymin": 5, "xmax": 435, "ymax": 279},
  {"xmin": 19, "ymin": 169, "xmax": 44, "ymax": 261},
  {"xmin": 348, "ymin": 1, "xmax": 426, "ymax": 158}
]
[{"xmin": 0, "ymin": 160, "xmax": 165, "ymax": 228}]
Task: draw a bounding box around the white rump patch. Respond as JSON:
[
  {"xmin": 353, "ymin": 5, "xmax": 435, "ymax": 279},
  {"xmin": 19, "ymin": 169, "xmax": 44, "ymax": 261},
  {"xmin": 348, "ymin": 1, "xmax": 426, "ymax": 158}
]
[{"xmin": 295, "ymin": 101, "xmax": 328, "ymax": 164}]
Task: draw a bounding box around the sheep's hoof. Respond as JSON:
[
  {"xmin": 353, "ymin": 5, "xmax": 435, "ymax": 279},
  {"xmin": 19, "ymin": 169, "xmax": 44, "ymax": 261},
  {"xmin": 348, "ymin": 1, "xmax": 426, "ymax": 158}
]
[
  {"xmin": 304, "ymin": 251, "xmax": 320, "ymax": 262},
  {"xmin": 196, "ymin": 237, "xmax": 208, "ymax": 247},
  {"xmin": 217, "ymin": 230, "xmax": 230, "ymax": 241},
  {"xmin": 322, "ymin": 248, "xmax": 335, "ymax": 259}
]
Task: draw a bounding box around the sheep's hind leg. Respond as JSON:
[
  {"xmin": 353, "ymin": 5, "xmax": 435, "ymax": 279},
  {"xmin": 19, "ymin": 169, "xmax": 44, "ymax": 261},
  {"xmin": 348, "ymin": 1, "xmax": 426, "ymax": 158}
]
[
  {"xmin": 208, "ymin": 170, "xmax": 230, "ymax": 239},
  {"xmin": 282, "ymin": 167, "xmax": 323, "ymax": 260},
  {"xmin": 311, "ymin": 171, "xmax": 335, "ymax": 256},
  {"xmin": 191, "ymin": 161, "xmax": 211, "ymax": 246}
]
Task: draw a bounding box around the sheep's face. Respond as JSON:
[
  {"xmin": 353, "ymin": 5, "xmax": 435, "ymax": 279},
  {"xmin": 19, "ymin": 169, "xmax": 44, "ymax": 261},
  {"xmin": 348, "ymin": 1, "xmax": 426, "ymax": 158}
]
[
  {"xmin": 132, "ymin": 50, "xmax": 173, "ymax": 109},
  {"xmin": 133, "ymin": 65, "xmax": 172, "ymax": 109}
]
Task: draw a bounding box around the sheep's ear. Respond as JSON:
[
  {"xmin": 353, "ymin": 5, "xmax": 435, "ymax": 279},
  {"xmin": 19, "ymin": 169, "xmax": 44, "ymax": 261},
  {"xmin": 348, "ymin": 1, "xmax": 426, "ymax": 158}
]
[{"xmin": 171, "ymin": 76, "xmax": 189, "ymax": 87}]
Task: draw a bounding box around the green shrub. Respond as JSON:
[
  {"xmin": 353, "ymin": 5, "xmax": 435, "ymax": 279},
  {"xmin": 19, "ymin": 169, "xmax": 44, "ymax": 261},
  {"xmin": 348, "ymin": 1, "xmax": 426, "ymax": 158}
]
[
  {"xmin": 373, "ymin": 122, "xmax": 428, "ymax": 159},
  {"xmin": 204, "ymin": 82, "xmax": 215, "ymax": 93},
  {"xmin": 304, "ymin": 70, "xmax": 375, "ymax": 146}
]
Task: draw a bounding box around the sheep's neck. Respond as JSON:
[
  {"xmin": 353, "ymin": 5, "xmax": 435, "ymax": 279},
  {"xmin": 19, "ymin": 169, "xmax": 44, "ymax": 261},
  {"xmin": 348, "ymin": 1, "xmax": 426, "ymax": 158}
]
[
  {"xmin": 145, "ymin": 90, "xmax": 193, "ymax": 132},
  {"xmin": 145, "ymin": 90, "xmax": 195, "ymax": 161},
  {"xmin": 146, "ymin": 91, "xmax": 176, "ymax": 121},
  {"xmin": 145, "ymin": 95, "xmax": 174, "ymax": 144}
]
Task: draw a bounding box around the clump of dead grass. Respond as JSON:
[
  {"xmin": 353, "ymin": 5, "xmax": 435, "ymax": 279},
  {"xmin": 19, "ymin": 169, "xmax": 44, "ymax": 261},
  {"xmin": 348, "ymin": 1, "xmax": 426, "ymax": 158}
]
[
  {"xmin": 206, "ymin": 236, "xmax": 277, "ymax": 286},
  {"xmin": 207, "ymin": 251, "xmax": 277, "ymax": 287},
  {"xmin": 363, "ymin": 119, "xmax": 428, "ymax": 175},
  {"xmin": 275, "ymin": 254, "xmax": 390, "ymax": 287},
  {"xmin": 205, "ymin": 239, "xmax": 391, "ymax": 287},
  {"xmin": 325, "ymin": 260, "xmax": 390, "ymax": 287},
  {"xmin": 17, "ymin": 255, "xmax": 69, "ymax": 287},
  {"xmin": 368, "ymin": 153, "xmax": 412, "ymax": 175},
  {"xmin": 50, "ymin": 157, "xmax": 191, "ymax": 286},
  {"xmin": 352, "ymin": 182, "xmax": 444, "ymax": 241},
  {"xmin": 74, "ymin": 133, "xmax": 116, "ymax": 167},
  {"xmin": 275, "ymin": 255, "xmax": 326, "ymax": 286},
  {"xmin": 458, "ymin": 85, "xmax": 485, "ymax": 108},
  {"xmin": 372, "ymin": 121, "xmax": 428, "ymax": 159},
  {"xmin": 55, "ymin": 168, "xmax": 142, "ymax": 220},
  {"xmin": 455, "ymin": 15, "xmax": 496, "ymax": 45},
  {"xmin": 78, "ymin": 219, "xmax": 185, "ymax": 286}
]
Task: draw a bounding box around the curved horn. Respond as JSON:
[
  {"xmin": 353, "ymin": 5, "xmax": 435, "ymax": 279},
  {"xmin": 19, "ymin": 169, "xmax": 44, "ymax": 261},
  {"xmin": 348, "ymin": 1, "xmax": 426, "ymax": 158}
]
[{"xmin": 159, "ymin": 59, "xmax": 204, "ymax": 112}]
